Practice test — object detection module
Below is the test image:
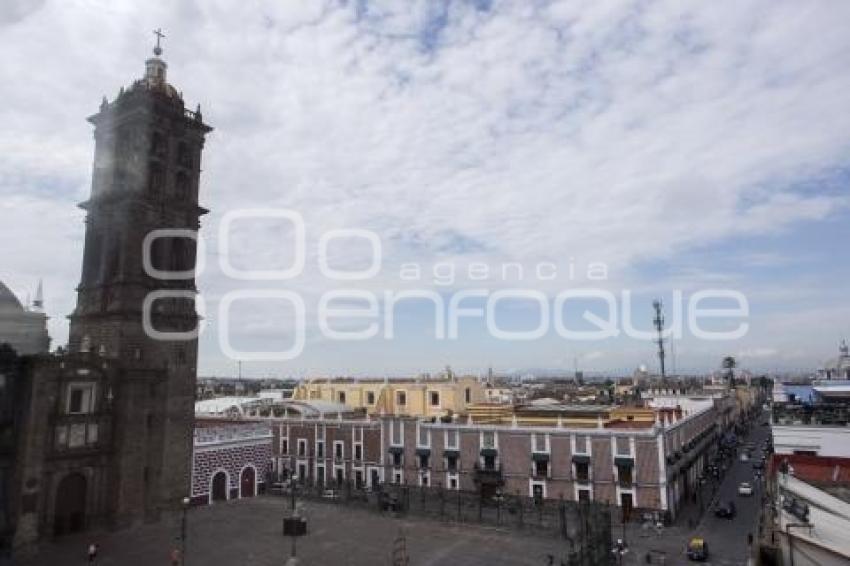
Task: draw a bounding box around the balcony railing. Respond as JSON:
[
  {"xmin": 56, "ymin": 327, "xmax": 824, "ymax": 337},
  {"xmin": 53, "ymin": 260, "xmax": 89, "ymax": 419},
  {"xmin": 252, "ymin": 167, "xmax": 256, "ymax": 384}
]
[{"xmin": 473, "ymin": 463, "xmax": 504, "ymax": 486}]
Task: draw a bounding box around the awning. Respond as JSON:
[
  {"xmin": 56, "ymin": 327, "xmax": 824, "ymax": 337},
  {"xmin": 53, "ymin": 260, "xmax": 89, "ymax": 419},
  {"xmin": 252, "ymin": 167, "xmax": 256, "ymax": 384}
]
[
  {"xmin": 480, "ymin": 447, "xmax": 498, "ymax": 457},
  {"xmin": 572, "ymin": 454, "xmax": 590, "ymax": 464},
  {"xmin": 388, "ymin": 446, "xmax": 404, "ymax": 455},
  {"xmin": 443, "ymin": 449, "xmax": 460, "ymax": 458},
  {"xmin": 532, "ymin": 452, "xmax": 550, "ymax": 462},
  {"xmin": 614, "ymin": 457, "xmax": 634, "ymax": 468},
  {"xmin": 415, "ymin": 447, "xmax": 431, "ymax": 456}
]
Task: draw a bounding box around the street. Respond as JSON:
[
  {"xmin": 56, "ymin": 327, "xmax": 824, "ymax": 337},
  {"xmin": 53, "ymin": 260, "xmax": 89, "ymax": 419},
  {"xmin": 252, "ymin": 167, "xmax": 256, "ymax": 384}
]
[{"xmin": 625, "ymin": 412, "xmax": 770, "ymax": 565}]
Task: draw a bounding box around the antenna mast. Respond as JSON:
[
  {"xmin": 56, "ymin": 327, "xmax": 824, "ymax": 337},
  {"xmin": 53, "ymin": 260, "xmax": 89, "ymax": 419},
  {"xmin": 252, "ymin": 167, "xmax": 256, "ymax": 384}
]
[{"xmin": 652, "ymin": 300, "xmax": 666, "ymax": 379}]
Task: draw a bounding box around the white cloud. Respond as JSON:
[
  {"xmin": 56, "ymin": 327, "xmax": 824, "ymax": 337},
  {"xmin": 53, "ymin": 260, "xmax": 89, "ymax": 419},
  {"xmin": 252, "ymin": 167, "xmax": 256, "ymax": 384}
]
[{"xmin": 2, "ymin": 0, "xmax": 849, "ymax": 374}]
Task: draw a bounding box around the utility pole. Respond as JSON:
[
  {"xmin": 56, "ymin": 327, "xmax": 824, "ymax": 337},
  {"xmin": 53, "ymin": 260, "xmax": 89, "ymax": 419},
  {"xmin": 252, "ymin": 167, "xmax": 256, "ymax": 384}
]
[{"xmin": 653, "ymin": 300, "xmax": 666, "ymax": 379}]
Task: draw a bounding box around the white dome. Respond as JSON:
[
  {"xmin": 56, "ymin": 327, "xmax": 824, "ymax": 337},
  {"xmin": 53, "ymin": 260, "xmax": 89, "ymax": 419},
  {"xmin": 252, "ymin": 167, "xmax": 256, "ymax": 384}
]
[{"xmin": 0, "ymin": 281, "xmax": 24, "ymax": 314}]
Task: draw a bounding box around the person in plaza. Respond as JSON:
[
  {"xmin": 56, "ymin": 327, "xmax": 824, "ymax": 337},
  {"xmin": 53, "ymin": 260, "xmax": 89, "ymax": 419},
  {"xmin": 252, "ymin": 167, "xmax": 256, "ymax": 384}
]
[
  {"xmin": 87, "ymin": 542, "xmax": 98, "ymax": 563},
  {"xmin": 170, "ymin": 547, "xmax": 181, "ymax": 565}
]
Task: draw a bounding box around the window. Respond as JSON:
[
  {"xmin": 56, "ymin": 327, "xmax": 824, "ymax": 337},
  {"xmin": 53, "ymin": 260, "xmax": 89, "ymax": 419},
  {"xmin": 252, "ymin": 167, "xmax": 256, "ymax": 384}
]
[
  {"xmin": 533, "ymin": 434, "xmax": 547, "ymax": 452},
  {"xmin": 578, "ymin": 489, "xmax": 590, "ymax": 502},
  {"xmin": 148, "ymin": 162, "xmax": 164, "ymax": 195},
  {"xmin": 392, "ymin": 453, "xmax": 402, "ymax": 467},
  {"xmin": 418, "ymin": 426, "xmax": 429, "ymax": 447},
  {"xmin": 465, "ymin": 387, "xmax": 471, "ymax": 403},
  {"xmin": 482, "ymin": 431, "xmax": 495, "ymax": 449},
  {"xmin": 429, "ymin": 391, "xmax": 440, "ymax": 407},
  {"xmin": 174, "ymin": 173, "xmax": 190, "ymax": 201},
  {"xmin": 367, "ymin": 391, "xmax": 375, "ymax": 405},
  {"xmin": 338, "ymin": 391, "xmax": 346, "ymax": 404},
  {"xmin": 446, "ymin": 429, "xmax": 458, "ymax": 449},
  {"xmin": 176, "ymin": 142, "xmax": 192, "ymax": 167},
  {"xmin": 447, "ymin": 456, "xmax": 458, "ymax": 472},
  {"xmin": 575, "ymin": 435, "xmax": 588, "ymax": 454},
  {"xmin": 394, "ymin": 472, "xmax": 402, "ymax": 484},
  {"xmin": 334, "ymin": 442, "xmax": 344, "ymax": 460},
  {"xmin": 354, "ymin": 444, "xmax": 363, "ymax": 461},
  {"xmin": 316, "ymin": 441, "xmax": 325, "ymax": 459},
  {"xmin": 449, "ymin": 477, "xmax": 458, "ymax": 490},
  {"xmin": 297, "ymin": 439, "xmax": 307, "ymax": 457},
  {"xmin": 396, "ymin": 391, "xmax": 407, "ymax": 406},
  {"xmin": 575, "ymin": 462, "xmax": 590, "ymax": 483},
  {"xmin": 151, "ymin": 132, "xmax": 166, "ymax": 157},
  {"xmin": 281, "ymin": 439, "xmax": 289, "ymax": 455},
  {"xmin": 67, "ymin": 383, "xmax": 95, "ymax": 414},
  {"xmin": 534, "ymin": 460, "xmax": 548, "ymax": 478},
  {"xmin": 419, "ymin": 454, "xmax": 429, "ymax": 469},
  {"xmin": 617, "ymin": 465, "xmax": 633, "ymax": 487},
  {"xmin": 483, "ymin": 455, "xmax": 496, "ymax": 470}
]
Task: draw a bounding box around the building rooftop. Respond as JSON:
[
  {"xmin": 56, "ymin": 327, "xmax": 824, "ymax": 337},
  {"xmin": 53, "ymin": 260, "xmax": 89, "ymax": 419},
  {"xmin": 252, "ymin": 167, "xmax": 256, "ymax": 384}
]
[{"xmin": 772, "ymin": 454, "xmax": 850, "ymax": 504}]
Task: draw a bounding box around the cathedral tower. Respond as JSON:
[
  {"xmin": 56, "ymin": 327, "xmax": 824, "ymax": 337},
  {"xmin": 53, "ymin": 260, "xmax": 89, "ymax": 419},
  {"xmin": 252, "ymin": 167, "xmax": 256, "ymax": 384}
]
[{"xmin": 68, "ymin": 32, "xmax": 212, "ymax": 524}]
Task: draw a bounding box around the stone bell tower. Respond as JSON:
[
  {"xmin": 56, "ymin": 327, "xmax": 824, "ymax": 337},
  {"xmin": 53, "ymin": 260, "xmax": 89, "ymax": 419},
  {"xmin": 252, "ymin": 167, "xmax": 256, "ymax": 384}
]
[{"xmin": 68, "ymin": 30, "xmax": 212, "ymax": 525}]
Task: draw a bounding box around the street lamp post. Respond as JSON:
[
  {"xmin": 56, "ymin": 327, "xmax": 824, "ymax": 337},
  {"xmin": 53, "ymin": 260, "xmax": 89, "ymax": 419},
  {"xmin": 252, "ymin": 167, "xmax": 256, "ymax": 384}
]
[
  {"xmin": 282, "ymin": 474, "xmax": 307, "ymax": 562},
  {"xmin": 180, "ymin": 496, "xmax": 190, "ymax": 566},
  {"xmin": 611, "ymin": 538, "xmax": 628, "ymax": 566},
  {"xmin": 290, "ymin": 474, "xmax": 298, "ymax": 511}
]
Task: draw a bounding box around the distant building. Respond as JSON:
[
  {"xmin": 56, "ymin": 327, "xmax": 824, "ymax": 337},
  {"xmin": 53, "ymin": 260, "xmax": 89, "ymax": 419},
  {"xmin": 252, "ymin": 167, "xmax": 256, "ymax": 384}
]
[
  {"xmin": 291, "ymin": 375, "xmax": 485, "ymax": 418},
  {"xmin": 0, "ymin": 281, "xmax": 49, "ymax": 356},
  {"xmin": 819, "ymin": 340, "xmax": 850, "ymax": 380},
  {"xmin": 271, "ymin": 392, "xmax": 725, "ymax": 518}
]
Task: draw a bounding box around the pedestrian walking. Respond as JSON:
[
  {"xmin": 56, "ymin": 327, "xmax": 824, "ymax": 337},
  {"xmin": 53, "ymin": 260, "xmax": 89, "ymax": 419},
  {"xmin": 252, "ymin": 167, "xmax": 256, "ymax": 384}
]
[
  {"xmin": 170, "ymin": 547, "xmax": 181, "ymax": 566},
  {"xmin": 87, "ymin": 542, "xmax": 98, "ymax": 564}
]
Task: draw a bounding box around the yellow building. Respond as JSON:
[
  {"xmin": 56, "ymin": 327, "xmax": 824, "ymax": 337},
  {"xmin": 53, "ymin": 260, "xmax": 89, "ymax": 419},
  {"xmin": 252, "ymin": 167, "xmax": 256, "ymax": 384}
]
[{"xmin": 291, "ymin": 376, "xmax": 485, "ymax": 418}]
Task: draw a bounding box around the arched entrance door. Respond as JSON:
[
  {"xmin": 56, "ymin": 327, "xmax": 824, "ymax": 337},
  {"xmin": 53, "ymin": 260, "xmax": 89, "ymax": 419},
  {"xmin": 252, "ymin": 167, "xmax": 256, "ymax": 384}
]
[
  {"xmin": 240, "ymin": 467, "xmax": 255, "ymax": 498},
  {"xmin": 211, "ymin": 471, "xmax": 228, "ymax": 502},
  {"xmin": 54, "ymin": 473, "xmax": 87, "ymax": 536}
]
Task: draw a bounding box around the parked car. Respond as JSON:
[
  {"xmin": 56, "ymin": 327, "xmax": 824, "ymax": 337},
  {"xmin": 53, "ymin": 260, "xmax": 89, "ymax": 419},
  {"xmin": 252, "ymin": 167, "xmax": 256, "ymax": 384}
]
[
  {"xmin": 686, "ymin": 537, "xmax": 709, "ymax": 561},
  {"xmin": 738, "ymin": 482, "xmax": 753, "ymax": 496},
  {"xmin": 714, "ymin": 501, "xmax": 736, "ymax": 519}
]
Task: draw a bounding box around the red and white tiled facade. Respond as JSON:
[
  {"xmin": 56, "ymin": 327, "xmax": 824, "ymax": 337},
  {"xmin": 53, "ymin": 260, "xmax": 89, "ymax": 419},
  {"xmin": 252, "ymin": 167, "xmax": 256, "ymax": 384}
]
[{"xmin": 191, "ymin": 421, "xmax": 273, "ymax": 505}]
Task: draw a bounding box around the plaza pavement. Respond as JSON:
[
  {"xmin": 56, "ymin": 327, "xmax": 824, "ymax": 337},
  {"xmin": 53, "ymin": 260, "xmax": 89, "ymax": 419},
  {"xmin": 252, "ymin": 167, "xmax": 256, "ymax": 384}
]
[{"xmin": 15, "ymin": 496, "xmax": 596, "ymax": 566}]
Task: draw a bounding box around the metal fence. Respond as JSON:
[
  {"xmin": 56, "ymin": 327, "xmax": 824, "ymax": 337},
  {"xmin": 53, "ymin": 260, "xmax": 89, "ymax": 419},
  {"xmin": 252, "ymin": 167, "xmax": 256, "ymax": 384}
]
[{"xmin": 272, "ymin": 479, "xmax": 614, "ymax": 566}]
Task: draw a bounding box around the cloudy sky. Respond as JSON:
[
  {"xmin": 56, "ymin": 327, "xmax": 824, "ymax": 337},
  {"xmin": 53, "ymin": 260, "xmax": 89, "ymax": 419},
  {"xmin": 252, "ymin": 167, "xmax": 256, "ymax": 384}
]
[{"xmin": 2, "ymin": 0, "xmax": 849, "ymax": 377}]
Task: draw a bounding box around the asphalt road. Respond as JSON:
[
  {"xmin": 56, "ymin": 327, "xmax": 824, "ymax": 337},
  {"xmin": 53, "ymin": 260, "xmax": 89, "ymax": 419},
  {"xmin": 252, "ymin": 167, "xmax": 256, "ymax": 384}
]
[
  {"xmin": 624, "ymin": 413, "xmax": 771, "ymax": 566},
  {"xmin": 692, "ymin": 416, "xmax": 771, "ymax": 564}
]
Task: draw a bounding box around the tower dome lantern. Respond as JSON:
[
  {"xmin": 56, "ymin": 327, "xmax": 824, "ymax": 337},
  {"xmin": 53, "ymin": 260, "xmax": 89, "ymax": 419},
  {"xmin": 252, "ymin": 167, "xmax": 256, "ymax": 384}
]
[{"xmin": 144, "ymin": 28, "xmax": 168, "ymax": 85}]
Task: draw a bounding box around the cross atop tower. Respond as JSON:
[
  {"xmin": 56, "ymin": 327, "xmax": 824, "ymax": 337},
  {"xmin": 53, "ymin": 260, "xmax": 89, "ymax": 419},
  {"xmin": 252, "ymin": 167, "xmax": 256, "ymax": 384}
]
[{"xmin": 153, "ymin": 28, "xmax": 165, "ymax": 56}]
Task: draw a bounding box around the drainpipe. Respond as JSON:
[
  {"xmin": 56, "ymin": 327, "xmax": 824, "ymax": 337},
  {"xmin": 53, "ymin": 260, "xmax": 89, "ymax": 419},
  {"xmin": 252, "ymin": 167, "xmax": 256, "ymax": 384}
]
[{"xmin": 785, "ymin": 523, "xmax": 811, "ymax": 566}]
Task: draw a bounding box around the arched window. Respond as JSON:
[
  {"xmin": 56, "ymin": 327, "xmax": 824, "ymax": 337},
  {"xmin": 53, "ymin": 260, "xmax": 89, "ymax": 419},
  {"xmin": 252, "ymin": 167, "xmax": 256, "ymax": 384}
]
[
  {"xmin": 176, "ymin": 142, "xmax": 191, "ymax": 167},
  {"xmin": 175, "ymin": 172, "xmax": 190, "ymax": 201},
  {"xmin": 150, "ymin": 132, "xmax": 166, "ymax": 157},
  {"xmin": 148, "ymin": 163, "xmax": 164, "ymax": 197}
]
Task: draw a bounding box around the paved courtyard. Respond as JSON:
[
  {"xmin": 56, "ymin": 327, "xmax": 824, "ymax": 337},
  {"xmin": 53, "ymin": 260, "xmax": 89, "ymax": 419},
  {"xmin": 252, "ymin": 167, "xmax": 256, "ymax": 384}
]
[
  {"xmin": 14, "ymin": 417, "xmax": 769, "ymax": 566},
  {"xmin": 15, "ymin": 496, "xmax": 599, "ymax": 566}
]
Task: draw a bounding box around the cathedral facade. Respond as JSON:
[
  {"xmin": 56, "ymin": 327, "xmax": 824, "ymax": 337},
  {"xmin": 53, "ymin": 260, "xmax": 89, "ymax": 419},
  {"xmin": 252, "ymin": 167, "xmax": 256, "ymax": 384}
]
[{"xmin": 6, "ymin": 39, "xmax": 211, "ymax": 552}]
